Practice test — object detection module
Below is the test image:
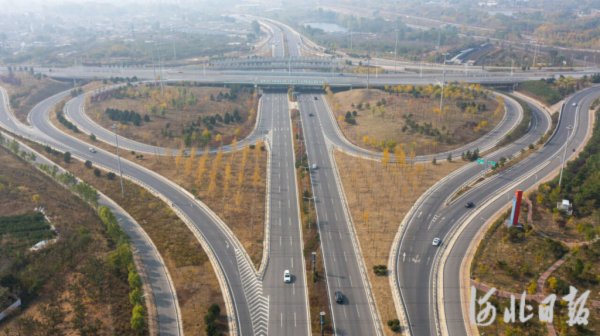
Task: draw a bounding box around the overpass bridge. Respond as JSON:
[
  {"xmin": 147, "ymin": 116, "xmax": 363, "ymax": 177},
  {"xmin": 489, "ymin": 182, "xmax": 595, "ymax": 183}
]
[{"xmin": 209, "ymin": 56, "xmax": 340, "ymax": 71}]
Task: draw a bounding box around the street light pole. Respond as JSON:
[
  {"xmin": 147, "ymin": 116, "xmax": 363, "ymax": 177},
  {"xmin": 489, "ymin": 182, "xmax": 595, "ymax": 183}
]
[
  {"xmin": 558, "ymin": 124, "xmax": 573, "ymax": 189},
  {"xmin": 439, "ymin": 53, "xmax": 448, "ymax": 122},
  {"xmin": 112, "ymin": 124, "xmax": 125, "ymax": 197}
]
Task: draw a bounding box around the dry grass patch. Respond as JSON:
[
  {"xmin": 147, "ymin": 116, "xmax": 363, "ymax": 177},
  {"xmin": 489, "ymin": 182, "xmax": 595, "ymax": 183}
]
[
  {"xmin": 0, "ymin": 147, "xmax": 137, "ymax": 335},
  {"xmin": 334, "ymin": 150, "xmax": 464, "ymax": 335},
  {"xmin": 1, "ymin": 72, "xmax": 71, "ymax": 124},
  {"xmin": 86, "ymin": 84, "xmax": 257, "ymax": 148},
  {"xmin": 50, "ymin": 109, "xmax": 268, "ymax": 267},
  {"xmin": 328, "ymin": 86, "xmax": 502, "ymax": 155},
  {"xmin": 30, "ymin": 144, "xmax": 229, "ymax": 336}
]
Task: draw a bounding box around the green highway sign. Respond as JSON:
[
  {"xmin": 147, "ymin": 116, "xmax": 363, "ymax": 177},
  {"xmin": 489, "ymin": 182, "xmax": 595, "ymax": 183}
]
[
  {"xmin": 477, "ymin": 158, "xmax": 485, "ymax": 165},
  {"xmin": 488, "ymin": 160, "xmax": 497, "ymax": 167}
]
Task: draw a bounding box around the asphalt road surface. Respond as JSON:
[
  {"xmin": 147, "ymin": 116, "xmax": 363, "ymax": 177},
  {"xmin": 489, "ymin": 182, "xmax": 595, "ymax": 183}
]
[
  {"xmin": 395, "ymin": 93, "xmax": 551, "ymax": 336},
  {"xmin": 299, "ymin": 94, "xmax": 381, "ymax": 336},
  {"xmin": 261, "ymin": 93, "xmax": 311, "ymax": 336},
  {"xmin": 443, "ymin": 86, "xmax": 600, "ymax": 336}
]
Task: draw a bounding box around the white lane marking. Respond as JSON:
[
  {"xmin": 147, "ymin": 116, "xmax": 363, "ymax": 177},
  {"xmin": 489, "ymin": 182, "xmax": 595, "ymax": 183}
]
[
  {"xmin": 357, "ymin": 308, "xmax": 361, "ymax": 318},
  {"xmin": 293, "ymin": 283, "xmax": 296, "ymax": 296},
  {"xmin": 417, "ymin": 211, "xmax": 423, "ymax": 218},
  {"xmin": 403, "ymin": 252, "xmax": 406, "ymax": 262},
  {"xmin": 339, "ymin": 231, "xmax": 343, "ymax": 240},
  {"xmin": 344, "ymin": 306, "xmax": 348, "ymax": 318},
  {"xmin": 280, "ymin": 236, "xmax": 282, "ymax": 246},
  {"xmin": 348, "ymin": 276, "xmax": 353, "ymax": 286},
  {"xmin": 337, "ymin": 278, "xmax": 341, "ymax": 286},
  {"xmin": 291, "ymin": 258, "xmax": 294, "ymax": 268},
  {"xmin": 280, "ymin": 312, "xmax": 283, "ymax": 328},
  {"xmin": 289, "ymin": 236, "xmax": 292, "ymax": 246},
  {"xmin": 334, "ymin": 211, "xmax": 338, "ymax": 221}
]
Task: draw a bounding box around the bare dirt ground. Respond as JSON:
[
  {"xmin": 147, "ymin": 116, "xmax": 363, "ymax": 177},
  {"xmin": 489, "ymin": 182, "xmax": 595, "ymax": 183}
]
[
  {"xmin": 328, "ymin": 86, "xmax": 502, "ymax": 155},
  {"xmin": 85, "ymin": 84, "xmax": 258, "ymax": 148},
  {"xmin": 334, "ymin": 151, "xmax": 465, "ymax": 335}
]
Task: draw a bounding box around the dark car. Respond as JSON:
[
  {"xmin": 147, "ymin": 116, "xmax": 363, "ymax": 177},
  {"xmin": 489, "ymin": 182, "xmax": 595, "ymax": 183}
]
[
  {"xmin": 309, "ymin": 113, "xmax": 314, "ymax": 117},
  {"xmin": 465, "ymin": 201, "xmax": 475, "ymax": 208},
  {"xmin": 335, "ymin": 291, "xmax": 344, "ymax": 304},
  {"xmin": 314, "ymin": 96, "xmax": 318, "ymax": 100}
]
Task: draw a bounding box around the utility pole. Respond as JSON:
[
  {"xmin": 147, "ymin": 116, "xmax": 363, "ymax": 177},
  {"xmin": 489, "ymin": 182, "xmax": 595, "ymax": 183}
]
[
  {"xmin": 558, "ymin": 125, "xmax": 573, "ymax": 189},
  {"xmin": 439, "ymin": 53, "xmax": 448, "ymax": 124},
  {"xmin": 511, "ymin": 59, "xmax": 514, "ymax": 76},
  {"xmin": 112, "ymin": 124, "xmax": 125, "ymax": 197},
  {"xmin": 394, "ymin": 27, "xmax": 399, "ymax": 73}
]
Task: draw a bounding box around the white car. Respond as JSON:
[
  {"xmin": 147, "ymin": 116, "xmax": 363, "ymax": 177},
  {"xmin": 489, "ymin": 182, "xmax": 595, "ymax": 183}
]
[
  {"xmin": 572, "ymin": 102, "xmax": 577, "ymax": 107},
  {"xmin": 88, "ymin": 147, "xmax": 96, "ymax": 153},
  {"xmin": 283, "ymin": 270, "xmax": 292, "ymax": 283},
  {"xmin": 432, "ymin": 238, "xmax": 441, "ymax": 246},
  {"xmin": 311, "ymin": 163, "xmax": 318, "ymax": 170}
]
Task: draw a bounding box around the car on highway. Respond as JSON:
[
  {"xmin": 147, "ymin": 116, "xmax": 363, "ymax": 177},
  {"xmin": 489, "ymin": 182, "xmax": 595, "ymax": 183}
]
[
  {"xmin": 283, "ymin": 270, "xmax": 291, "ymax": 283},
  {"xmin": 314, "ymin": 96, "xmax": 318, "ymax": 100},
  {"xmin": 335, "ymin": 290, "xmax": 344, "ymax": 304},
  {"xmin": 88, "ymin": 147, "xmax": 96, "ymax": 153},
  {"xmin": 309, "ymin": 113, "xmax": 314, "ymax": 117},
  {"xmin": 432, "ymin": 237, "xmax": 441, "ymax": 246},
  {"xmin": 311, "ymin": 163, "xmax": 318, "ymax": 170},
  {"xmin": 465, "ymin": 201, "xmax": 475, "ymax": 208},
  {"xmin": 572, "ymin": 102, "xmax": 577, "ymax": 107}
]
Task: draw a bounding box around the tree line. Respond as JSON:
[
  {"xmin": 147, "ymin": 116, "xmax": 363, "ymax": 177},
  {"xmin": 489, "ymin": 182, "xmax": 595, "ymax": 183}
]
[{"xmin": 105, "ymin": 108, "xmax": 149, "ymax": 126}]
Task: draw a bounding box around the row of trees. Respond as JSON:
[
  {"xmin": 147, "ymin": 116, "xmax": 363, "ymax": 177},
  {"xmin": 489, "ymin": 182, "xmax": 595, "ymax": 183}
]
[
  {"xmin": 98, "ymin": 206, "xmax": 146, "ymax": 333},
  {"xmin": 105, "ymin": 108, "xmax": 149, "ymax": 126}
]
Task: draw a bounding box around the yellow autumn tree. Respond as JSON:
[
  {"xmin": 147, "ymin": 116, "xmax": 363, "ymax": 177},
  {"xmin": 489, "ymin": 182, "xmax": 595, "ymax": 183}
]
[
  {"xmin": 195, "ymin": 147, "xmax": 209, "ymax": 187},
  {"xmin": 184, "ymin": 147, "xmax": 197, "ymax": 176}
]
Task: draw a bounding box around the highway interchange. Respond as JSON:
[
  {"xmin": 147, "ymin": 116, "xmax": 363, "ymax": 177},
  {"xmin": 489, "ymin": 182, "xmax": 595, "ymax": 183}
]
[{"xmin": 0, "ymin": 16, "xmax": 599, "ymax": 336}]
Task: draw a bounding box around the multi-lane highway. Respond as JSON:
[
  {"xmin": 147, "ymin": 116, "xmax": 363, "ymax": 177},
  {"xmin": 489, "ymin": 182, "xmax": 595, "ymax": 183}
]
[
  {"xmin": 394, "ymin": 86, "xmax": 600, "ymax": 336},
  {"xmin": 393, "ymin": 94, "xmax": 550, "ymax": 336},
  {"xmin": 299, "ymin": 94, "xmax": 381, "ymax": 335},
  {"xmin": 21, "ymin": 88, "xmax": 267, "ymax": 335},
  {"xmin": 442, "ymin": 86, "xmax": 600, "ymax": 335},
  {"xmin": 27, "ymin": 65, "xmax": 599, "ymax": 88},
  {"xmin": 261, "ymin": 93, "xmax": 311, "ymax": 336},
  {"xmin": 300, "ymin": 92, "xmax": 522, "ymax": 163},
  {"xmin": 1, "ymin": 14, "xmax": 599, "ymax": 336}
]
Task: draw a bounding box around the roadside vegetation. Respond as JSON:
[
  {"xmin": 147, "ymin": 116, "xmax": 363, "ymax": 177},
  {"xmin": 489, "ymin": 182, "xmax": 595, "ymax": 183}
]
[
  {"xmin": 86, "ymin": 83, "xmax": 258, "ymax": 148},
  {"xmin": 29, "ymin": 139, "xmax": 229, "ymax": 336},
  {"xmin": 0, "ymin": 140, "xmax": 142, "ymax": 335},
  {"xmin": 334, "ymin": 151, "xmax": 464, "ymax": 335},
  {"xmin": 327, "ymin": 84, "xmax": 501, "ymax": 155},
  {"xmin": 1, "ymin": 70, "xmax": 71, "ymax": 123},
  {"xmin": 471, "ymin": 106, "xmax": 600, "ymax": 335},
  {"xmin": 52, "ymin": 97, "xmax": 268, "ymax": 267},
  {"xmin": 516, "ymin": 75, "xmax": 600, "ymax": 106}
]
